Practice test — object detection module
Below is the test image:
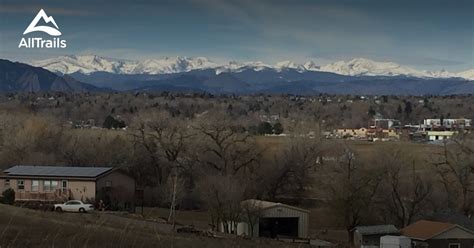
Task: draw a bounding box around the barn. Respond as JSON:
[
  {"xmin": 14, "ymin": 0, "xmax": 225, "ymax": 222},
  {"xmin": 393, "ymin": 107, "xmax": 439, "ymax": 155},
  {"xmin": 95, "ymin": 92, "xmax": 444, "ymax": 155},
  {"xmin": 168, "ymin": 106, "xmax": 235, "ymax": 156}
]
[{"xmin": 221, "ymin": 199, "xmax": 309, "ymax": 238}]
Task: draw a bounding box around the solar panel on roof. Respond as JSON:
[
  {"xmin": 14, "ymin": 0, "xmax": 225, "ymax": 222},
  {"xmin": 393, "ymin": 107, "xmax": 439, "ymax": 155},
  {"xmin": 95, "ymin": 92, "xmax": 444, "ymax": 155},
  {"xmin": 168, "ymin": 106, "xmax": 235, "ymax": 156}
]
[{"xmin": 4, "ymin": 165, "xmax": 113, "ymax": 178}]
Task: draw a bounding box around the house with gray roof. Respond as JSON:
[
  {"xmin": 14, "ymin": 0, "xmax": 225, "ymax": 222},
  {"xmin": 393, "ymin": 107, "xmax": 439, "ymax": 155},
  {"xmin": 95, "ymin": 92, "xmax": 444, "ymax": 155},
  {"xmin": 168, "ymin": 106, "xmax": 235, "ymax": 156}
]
[
  {"xmin": 0, "ymin": 165, "xmax": 135, "ymax": 210},
  {"xmin": 353, "ymin": 224, "xmax": 400, "ymax": 248}
]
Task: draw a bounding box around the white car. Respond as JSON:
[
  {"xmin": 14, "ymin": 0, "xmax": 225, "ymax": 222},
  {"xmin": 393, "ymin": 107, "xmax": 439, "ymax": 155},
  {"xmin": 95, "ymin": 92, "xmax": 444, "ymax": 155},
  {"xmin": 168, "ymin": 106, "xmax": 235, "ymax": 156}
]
[{"xmin": 54, "ymin": 200, "xmax": 94, "ymax": 213}]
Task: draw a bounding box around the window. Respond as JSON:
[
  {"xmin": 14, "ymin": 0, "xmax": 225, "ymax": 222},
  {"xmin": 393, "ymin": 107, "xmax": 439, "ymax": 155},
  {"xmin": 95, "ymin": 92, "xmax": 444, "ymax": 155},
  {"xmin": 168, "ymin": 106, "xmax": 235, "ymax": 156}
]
[
  {"xmin": 17, "ymin": 180, "xmax": 24, "ymax": 190},
  {"xmin": 448, "ymin": 244, "xmax": 460, "ymax": 248},
  {"xmin": 4, "ymin": 179, "xmax": 10, "ymax": 187},
  {"xmin": 31, "ymin": 180, "xmax": 39, "ymax": 192},
  {"xmin": 105, "ymin": 180, "xmax": 112, "ymax": 187},
  {"xmin": 43, "ymin": 180, "xmax": 58, "ymax": 192},
  {"xmin": 52, "ymin": 180, "xmax": 58, "ymax": 190}
]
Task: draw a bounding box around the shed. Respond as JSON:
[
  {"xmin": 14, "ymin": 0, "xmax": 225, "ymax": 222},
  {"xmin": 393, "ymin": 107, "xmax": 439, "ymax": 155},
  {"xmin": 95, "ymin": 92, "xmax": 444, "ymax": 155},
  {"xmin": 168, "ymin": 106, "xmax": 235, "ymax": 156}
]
[
  {"xmin": 221, "ymin": 199, "xmax": 310, "ymax": 238},
  {"xmin": 353, "ymin": 225, "xmax": 400, "ymax": 248}
]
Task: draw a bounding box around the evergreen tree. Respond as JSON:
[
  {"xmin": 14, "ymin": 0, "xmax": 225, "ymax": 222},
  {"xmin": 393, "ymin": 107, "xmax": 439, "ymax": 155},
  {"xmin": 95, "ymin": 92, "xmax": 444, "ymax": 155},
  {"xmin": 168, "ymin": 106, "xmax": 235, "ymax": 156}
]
[
  {"xmin": 273, "ymin": 122, "xmax": 284, "ymax": 135},
  {"xmin": 257, "ymin": 121, "xmax": 273, "ymax": 135}
]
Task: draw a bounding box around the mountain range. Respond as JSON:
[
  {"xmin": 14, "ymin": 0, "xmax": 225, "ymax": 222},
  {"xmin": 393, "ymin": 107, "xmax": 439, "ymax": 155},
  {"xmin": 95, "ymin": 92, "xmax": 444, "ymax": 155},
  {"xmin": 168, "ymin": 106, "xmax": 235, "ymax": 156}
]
[
  {"xmin": 0, "ymin": 56, "xmax": 473, "ymax": 95},
  {"xmin": 30, "ymin": 55, "xmax": 474, "ymax": 80}
]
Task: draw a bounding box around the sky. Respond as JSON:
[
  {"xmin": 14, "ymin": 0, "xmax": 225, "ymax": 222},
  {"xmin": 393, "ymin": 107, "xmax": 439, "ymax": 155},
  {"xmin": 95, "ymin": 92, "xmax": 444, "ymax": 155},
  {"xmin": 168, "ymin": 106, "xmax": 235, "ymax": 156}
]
[{"xmin": 0, "ymin": 0, "xmax": 473, "ymax": 71}]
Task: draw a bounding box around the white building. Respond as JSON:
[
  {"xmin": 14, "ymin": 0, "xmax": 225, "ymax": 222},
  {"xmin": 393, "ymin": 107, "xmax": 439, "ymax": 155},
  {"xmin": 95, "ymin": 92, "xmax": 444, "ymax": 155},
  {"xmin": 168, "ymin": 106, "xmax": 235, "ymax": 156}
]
[
  {"xmin": 423, "ymin": 118, "xmax": 471, "ymax": 130},
  {"xmin": 380, "ymin": 236, "xmax": 411, "ymax": 248},
  {"xmin": 426, "ymin": 131, "xmax": 456, "ymax": 141}
]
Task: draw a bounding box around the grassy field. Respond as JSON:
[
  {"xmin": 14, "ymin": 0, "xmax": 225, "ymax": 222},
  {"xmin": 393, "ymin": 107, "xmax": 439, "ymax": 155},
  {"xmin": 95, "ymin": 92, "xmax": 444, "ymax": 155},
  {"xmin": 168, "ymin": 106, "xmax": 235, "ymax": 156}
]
[{"xmin": 0, "ymin": 204, "xmax": 313, "ymax": 248}]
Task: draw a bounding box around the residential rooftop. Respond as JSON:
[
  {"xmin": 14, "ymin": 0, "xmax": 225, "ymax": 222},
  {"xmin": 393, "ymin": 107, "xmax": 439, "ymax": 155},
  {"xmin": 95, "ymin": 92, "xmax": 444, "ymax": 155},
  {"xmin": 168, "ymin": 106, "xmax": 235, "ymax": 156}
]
[
  {"xmin": 354, "ymin": 225, "xmax": 399, "ymax": 235},
  {"xmin": 401, "ymin": 220, "xmax": 473, "ymax": 240},
  {"xmin": 3, "ymin": 165, "xmax": 113, "ymax": 178}
]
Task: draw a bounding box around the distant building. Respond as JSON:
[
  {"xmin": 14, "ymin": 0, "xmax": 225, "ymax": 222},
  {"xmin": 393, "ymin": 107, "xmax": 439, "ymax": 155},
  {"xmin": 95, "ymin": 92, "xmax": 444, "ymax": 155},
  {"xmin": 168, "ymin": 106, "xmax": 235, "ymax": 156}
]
[
  {"xmin": 423, "ymin": 118, "xmax": 471, "ymax": 130},
  {"xmin": 426, "ymin": 131, "xmax": 456, "ymax": 141},
  {"xmin": 353, "ymin": 225, "xmax": 400, "ymax": 248},
  {"xmin": 367, "ymin": 128, "xmax": 400, "ymax": 141},
  {"xmin": 0, "ymin": 165, "xmax": 135, "ymax": 211},
  {"xmin": 401, "ymin": 220, "xmax": 474, "ymax": 248},
  {"xmin": 370, "ymin": 119, "xmax": 400, "ymax": 129},
  {"xmin": 336, "ymin": 128, "xmax": 368, "ymax": 139}
]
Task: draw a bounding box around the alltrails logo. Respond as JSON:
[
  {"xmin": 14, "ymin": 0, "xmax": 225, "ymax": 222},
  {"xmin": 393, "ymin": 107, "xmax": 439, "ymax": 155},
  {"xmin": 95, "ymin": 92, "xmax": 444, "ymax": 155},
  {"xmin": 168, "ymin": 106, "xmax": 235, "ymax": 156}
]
[{"xmin": 19, "ymin": 9, "xmax": 67, "ymax": 48}]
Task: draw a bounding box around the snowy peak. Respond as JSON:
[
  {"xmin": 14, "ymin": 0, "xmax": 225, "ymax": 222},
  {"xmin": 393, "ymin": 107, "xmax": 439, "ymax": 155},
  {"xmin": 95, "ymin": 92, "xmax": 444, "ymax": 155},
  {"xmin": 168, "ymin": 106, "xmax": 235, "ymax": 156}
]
[
  {"xmin": 215, "ymin": 61, "xmax": 272, "ymax": 74},
  {"xmin": 274, "ymin": 60, "xmax": 306, "ymax": 72},
  {"xmin": 30, "ymin": 55, "xmax": 127, "ymax": 74},
  {"xmin": 319, "ymin": 58, "xmax": 430, "ymax": 78},
  {"xmin": 30, "ymin": 55, "xmax": 217, "ymax": 75},
  {"xmin": 456, "ymin": 69, "xmax": 474, "ymax": 80},
  {"xmin": 126, "ymin": 56, "xmax": 217, "ymax": 74}
]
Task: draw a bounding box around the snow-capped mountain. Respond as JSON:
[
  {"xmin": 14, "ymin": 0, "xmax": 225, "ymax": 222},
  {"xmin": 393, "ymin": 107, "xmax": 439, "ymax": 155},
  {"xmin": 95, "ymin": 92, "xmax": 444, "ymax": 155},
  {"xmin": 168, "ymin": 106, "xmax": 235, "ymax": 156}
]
[
  {"xmin": 126, "ymin": 57, "xmax": 216, "ymax": 74},
  {"xmin": 215, "ymin": 61, "xmax": 272, "ymax": 74},
  {"xmin": 318, "ymin": 58, "xmax": 432, "ymax": 78},
  {"xmin": 30, "ymin": 55, "xmax": 217, "ymax": 75},
  {"xmin": 456, "ymin": 69, "xmax": 474, "ymax": 80},
  {"xmin": 30, "ymin": 55, "xmax": 127, "ymax": 74},
  {"xmin": 28, "ymin": 55, "xmax": 473, "ymax": 80}
]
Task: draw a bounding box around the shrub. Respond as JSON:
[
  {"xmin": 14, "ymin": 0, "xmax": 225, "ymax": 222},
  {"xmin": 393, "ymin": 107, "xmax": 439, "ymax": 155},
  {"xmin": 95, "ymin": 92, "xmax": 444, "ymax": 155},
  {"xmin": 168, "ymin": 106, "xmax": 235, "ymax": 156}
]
[
  {"xmin": 1, "ymin": 188, "xmax": 15, "ymax": 204},
  {"xmin": 273, "ymin": 122, "xmax": 284, "ymax": 135},
  {"xmin": 103, "ymin": 115, "xmax": 126, "ymax": 129},
  {"xmin": 257, "ymin": 121, "xmax": 273, "ymax": 135}
]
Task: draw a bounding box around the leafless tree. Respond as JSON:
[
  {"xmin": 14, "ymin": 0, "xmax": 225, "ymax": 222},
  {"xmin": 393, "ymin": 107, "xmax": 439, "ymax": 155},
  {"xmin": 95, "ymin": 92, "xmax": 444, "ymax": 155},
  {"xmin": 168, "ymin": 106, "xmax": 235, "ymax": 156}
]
[
  {"xmin": 433, "ymin": 133, "xmax": 474, "ymax": 216},
  {"xmin": 193, "ymin": 114, "xmax": 261, "ymax": 176},
  {"xmin": 326, "ymin": 147, "xmax": 383, "ymax": 243},
  {"xmin": 377, "ymin": 148, "xmax": 432, "ymax": 227},
  {"xmin": 260, "ymin": 138, "xmax": 324, "ymax": 200},
  {"xmin": 197, "ymin": 175, "xmax": 246, "ymax": 233},
  {"xmin": 131, "ymin": 112, "xmax": 193, "ymax": 184},
  {"xmin": 240, "ymin": 200, "xmax": 264, "ymax": 238}
]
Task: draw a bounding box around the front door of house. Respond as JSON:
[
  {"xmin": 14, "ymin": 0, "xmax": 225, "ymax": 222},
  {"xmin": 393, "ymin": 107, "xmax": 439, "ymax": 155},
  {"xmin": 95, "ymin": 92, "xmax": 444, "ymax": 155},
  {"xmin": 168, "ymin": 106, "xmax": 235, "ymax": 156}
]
[{"xmin": 61, "ymin": 180, "xmax": 68, "ymax": 192}]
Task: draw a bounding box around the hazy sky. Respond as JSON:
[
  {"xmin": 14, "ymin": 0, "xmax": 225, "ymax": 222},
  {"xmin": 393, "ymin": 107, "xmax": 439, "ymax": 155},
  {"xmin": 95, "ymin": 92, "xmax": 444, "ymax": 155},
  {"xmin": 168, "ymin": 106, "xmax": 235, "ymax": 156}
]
[{"xmin": 1, "ymin": 0, "xmax": 473, "ymax": 71}]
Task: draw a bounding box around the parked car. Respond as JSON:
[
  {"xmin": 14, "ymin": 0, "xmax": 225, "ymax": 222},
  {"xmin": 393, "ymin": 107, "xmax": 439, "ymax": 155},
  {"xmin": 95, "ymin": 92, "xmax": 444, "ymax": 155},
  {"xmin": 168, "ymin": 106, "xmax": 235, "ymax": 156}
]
[{"xmin": 54, "ymin": 200, "xmax": 94, "ymax": 213}]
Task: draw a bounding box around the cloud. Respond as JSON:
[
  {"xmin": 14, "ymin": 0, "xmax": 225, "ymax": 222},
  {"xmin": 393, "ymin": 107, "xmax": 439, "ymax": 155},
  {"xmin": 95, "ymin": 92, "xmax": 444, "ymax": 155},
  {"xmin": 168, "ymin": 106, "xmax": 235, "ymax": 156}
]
[{"xmin": 0, "ymin": 4, "xmax": 96, "ymax": 16}]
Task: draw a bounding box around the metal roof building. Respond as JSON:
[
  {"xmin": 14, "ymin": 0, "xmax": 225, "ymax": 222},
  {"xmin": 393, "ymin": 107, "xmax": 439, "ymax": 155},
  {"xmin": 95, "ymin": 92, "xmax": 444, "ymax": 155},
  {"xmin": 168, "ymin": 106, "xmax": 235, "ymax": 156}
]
[
  {"xmin": 221, "ymin": 199, "xmax": 310, "ymax": 238},
  {"xmin": 353, "ymin": 225, "xmax": 399, "ymax": 248}
]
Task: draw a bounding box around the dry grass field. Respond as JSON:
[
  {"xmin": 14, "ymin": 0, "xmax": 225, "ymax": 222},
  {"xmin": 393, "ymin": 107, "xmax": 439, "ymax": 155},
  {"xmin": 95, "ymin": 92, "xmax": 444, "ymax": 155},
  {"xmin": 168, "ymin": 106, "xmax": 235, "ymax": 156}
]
[{"xmin": 0, "ymin": 204, "xmax": 313, "ymax": 248}]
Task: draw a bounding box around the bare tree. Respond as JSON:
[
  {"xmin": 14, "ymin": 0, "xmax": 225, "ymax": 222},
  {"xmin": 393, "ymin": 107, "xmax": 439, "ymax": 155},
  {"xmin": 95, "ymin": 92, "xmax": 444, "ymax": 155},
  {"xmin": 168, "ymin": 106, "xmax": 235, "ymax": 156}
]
[
  {"xmin": 433, "ymin": 133, "xmax": 474, "ymax": 216},
  {"xmin": 193, "ymin": 115, "xmax": 261, "ymax": 176},
  {"xmin": 131, "ymin": 112, "xmax": 193, "ymax": 184},
  {"xmin": 377, "ymin": 148, "xmax": 432, "ymax": 227},
  {"xmin": 197, "ymin": 175, "xmax": 246, "ymax": 233},
  {"xmin": 240, "ymin": 200, "xmax": 264, "ymax": 238},
  {"xmin": 260, "ymin": 138, "xmax": 323, "ymax": 200},
  {"xmin": 326, "ymin": 147, "xmax": 383, "ymax": 243}
]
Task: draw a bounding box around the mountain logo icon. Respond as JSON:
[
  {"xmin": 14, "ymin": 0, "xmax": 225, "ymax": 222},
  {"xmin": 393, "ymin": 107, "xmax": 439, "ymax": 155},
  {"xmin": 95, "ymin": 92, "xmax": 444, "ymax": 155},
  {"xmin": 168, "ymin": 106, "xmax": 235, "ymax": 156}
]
[{"xmin": 23, "ymin": 9, "xmax": 62, "ymax": 36}]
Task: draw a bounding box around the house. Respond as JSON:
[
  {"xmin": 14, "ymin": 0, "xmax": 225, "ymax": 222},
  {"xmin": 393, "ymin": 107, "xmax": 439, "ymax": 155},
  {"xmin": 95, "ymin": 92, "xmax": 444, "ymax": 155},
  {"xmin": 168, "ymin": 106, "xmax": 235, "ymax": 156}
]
[
  {"xmin": 336, "ymin": 128, "xmax": 368, "ymax": 139},
  {"xmin": 369, "ymin": 118, "xmax": 400, "ymax": 129},
  {"xmin": 423, "ymin": 119, "xmax": 471, "ymax": 130},
  {"xmin": 0, "ymin": 165, "xmax": 135, "ymax": 210},
  {"xmin": 426, "ymin": 131, "xmax": 456, "ymax": 141},
  {"xmin": 401, "ymin": 220, "xmax": 474, "ymax": 248},
  {"xmin": 220, "ymin": 199, "xmax": 309, "ymax": 238},
  {"xmin": 366, "ymin": 128, "xmax": 400, "ymax": 141},
  {"xmin": 353, "ymin": 225, "xmax": 400, "ymax": 248}
]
